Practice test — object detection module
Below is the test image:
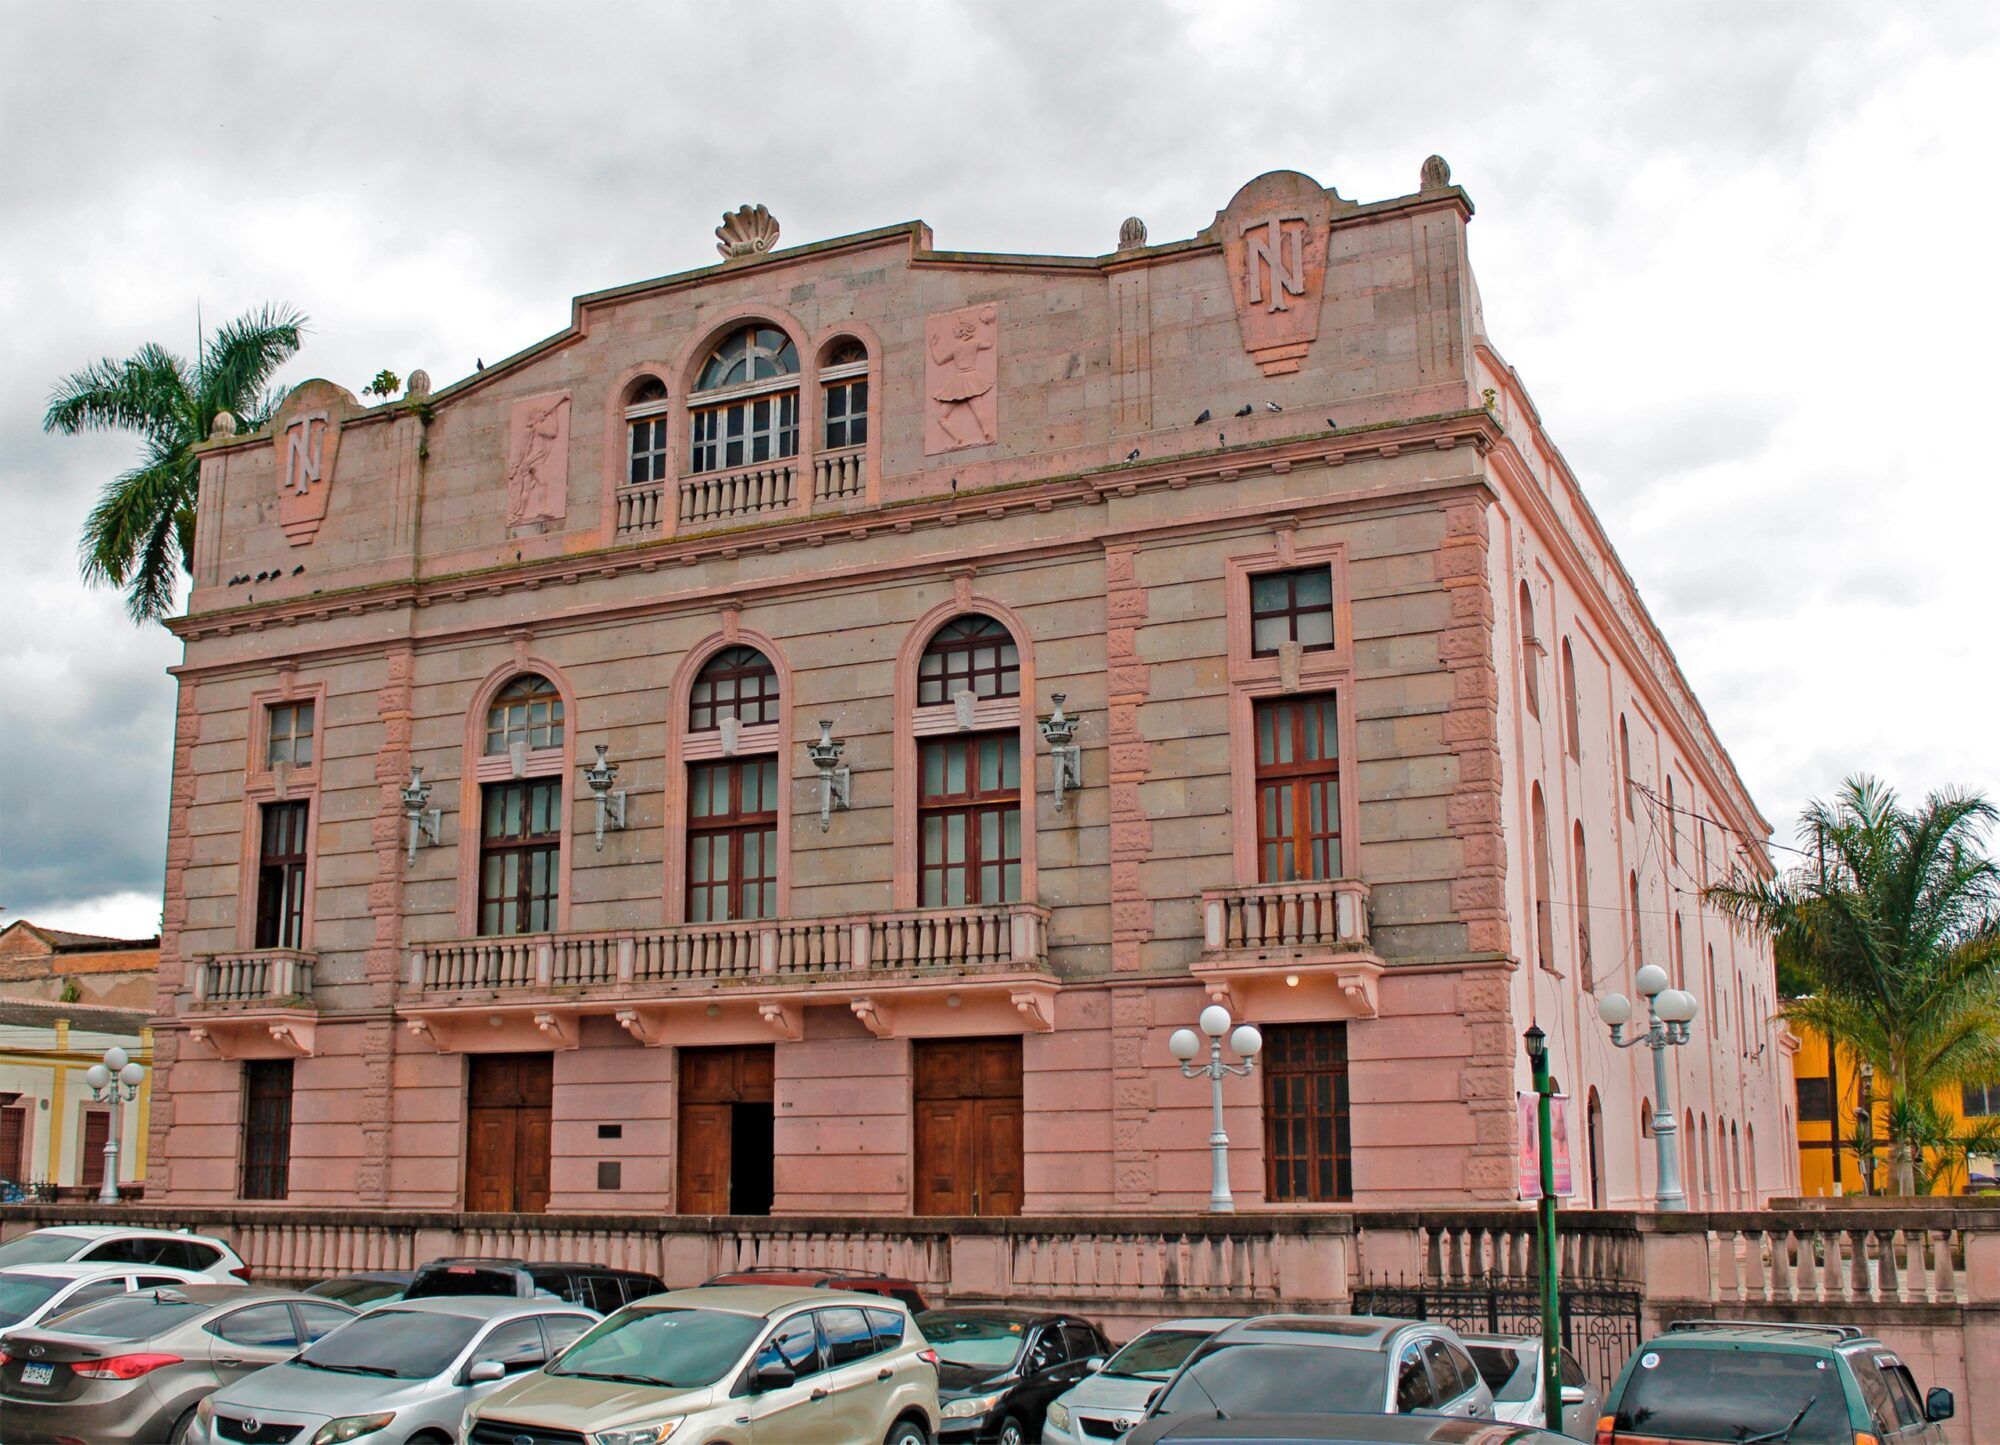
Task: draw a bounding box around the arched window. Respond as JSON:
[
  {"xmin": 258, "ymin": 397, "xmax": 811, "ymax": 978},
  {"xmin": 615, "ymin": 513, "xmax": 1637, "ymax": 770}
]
[
  {"xmin": 1560, "ymin": 637, "xmax": 1581, "ymax": 760},
  {"xmin": 1640, "ymin": 1097, "xmax": 1654, "ymax": 1138},
  {"xmin": 1586, "ymin": 1087, "xmax": 1605, "ymax": 1207},
  {"xmin": 1747, "ymin": 1123, "xmax": 1759, "ymax": 1203},
  {"xmin": 689, "ymin": 325, "xmax": 799, "ymax": 474},
  {"xmin": 915, "ymin": 615, "xmax": 1024, "ymax": 908},
  {"xmin": 1707, "ymin": 943, "xmax": 1719, "ymax": 1029},
  {"xmin": 683, "ymin": 647, "xmax": 781, "ymax": 923},
  {"xmin": 1628, "ymin": 871, "xmax": 1642, "ymax": 965},
  {"xmin": 1573, "ymin": 822, "xmax": 1593, "ymax": 990},
  {"xmin": 1518, "ymin": 582, "xmax": 1541, "ymax": 718},
  {"xmin": 485, "ymin": 674, "xmax": 564, "ymax": 754},
  {"xmin": 1666, "ymin": 775, "xmax": 1680, "ymax": 863},
  {"xmin": 820, "ymin": 337, "xmax": 869, "ymax": 451},
  {"xmin": 1673, "ymin": 913, "xmax": 1686, "ymax": 988},
  {"xmin": 1619, "ymin": 715, "xmax": 1634, "ymax": 819},
  {"xmin": 688, "ymin": 647, "xmax": 779, "ymax": 731},
  {"xmin": 478, "ymin": 674, "xmax": 565, "ymax": 937},
  {"xmin": 1530, "ymin": 784, "xmax": 1554, "ymax": 971},
  {"xmin": 624, "ymin": 375, "xmax": 670, "ymax": 486},
  {"xmin": 919, "ymin": 615, "xmax": 1019, "ymax": 704},
  {"xmin": 1732, "ymin": 1123, "xmax": 1744, "ymax": 1207}
]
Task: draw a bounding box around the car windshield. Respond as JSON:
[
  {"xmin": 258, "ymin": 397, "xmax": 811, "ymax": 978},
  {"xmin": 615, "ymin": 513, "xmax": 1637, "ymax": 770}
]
[
  {"xmin": 407, "ymin": 1266, "xmax": 519, "ymax": 1299},
  {"xmin": 0, "ymin": 1234, "xmax": 86, "ymax": 1267},
  {"xmin": 1103, "ymin": 1328, "xmax": 1214, "ymax": 1380},
  {"xmin": 42, "ymin": 1294, "xmax": 206, "ymax": 1340},
  {"xmin": 1615, "ymin": 1349, "xmax": 1853, "ymax": 1444},
  {"xmin": 0, "ymin": 1275, "xmax": 69, "ymax": 1327},
  {"xmin": 296, "ymin": 1308, "xmax": 482, "ymax": 1379},
  {"xmin": 546, "ymin": 1307, "xmax": 764, "ymax": 1389},
  {"xmin": 1467, "ymin": 1342, "xmax": 1537, "ymax": 1402},
  {"xmin": 1156, "ymin": 1342, "xmax": 1384, "ymax": 1417},
  {"xmin": 916, "ymin": 1313, "xmax": 1029, "ymax": 1370},
  {"xmin": 306, "ymin": 1278, "xmax": 407, "ymax": 1307}
]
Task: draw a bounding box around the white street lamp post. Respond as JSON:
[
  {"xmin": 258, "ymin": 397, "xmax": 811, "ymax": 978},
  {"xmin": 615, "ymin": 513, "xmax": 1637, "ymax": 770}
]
[
  {"xmin": 83, "ymin": 1047, "xmax": 146, "ymax": 1206},
  {"xmin": 1598, "ymin": 964, "xmax": 1699, "ymax": 1211},
  {"xmin": 1170, "ymin": 1005, "xmax": 1263, "ymax": 1214}
]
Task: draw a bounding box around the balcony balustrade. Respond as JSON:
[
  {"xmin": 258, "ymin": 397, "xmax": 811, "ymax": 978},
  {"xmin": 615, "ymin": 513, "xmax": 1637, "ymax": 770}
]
[
  {"xmin": 614, "ymin": 479, "xmax": 668, "ymax": 538},
  {"xmin": 192, "ymin": 949, "xmax": 316, "ymax": 1005},
  {"xmin": 812, "ymin": 446, "xmax": 867, "ymax": 504},
  {"xmin": 1195, "ymin": 878, "xmax": 1381, "ymax": 1019},
  {"xmin": 678, "ymin": 462, "xmax": 797, "ymax": 526},
  {"xmin": 183, "ymin": 949, "xmax": 319, "ymax": 1058}
]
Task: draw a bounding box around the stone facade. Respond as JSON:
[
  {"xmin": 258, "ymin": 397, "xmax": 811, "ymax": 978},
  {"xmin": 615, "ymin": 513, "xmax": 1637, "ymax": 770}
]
[{"xmin": 151, "ymin": 164, "xmax": 1794, "ymax": 1216}]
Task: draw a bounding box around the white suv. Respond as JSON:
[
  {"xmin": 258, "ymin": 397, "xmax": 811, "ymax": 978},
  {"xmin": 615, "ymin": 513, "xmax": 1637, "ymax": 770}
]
[{"xmin": 0, "ymin": 1226, "xmax": 250, "ymax": 1282}]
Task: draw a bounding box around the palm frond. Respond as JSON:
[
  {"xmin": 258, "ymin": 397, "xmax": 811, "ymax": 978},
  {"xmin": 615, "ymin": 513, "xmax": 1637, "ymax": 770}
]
[
  {"xmin": 200, "ymin": 305, "xmax": 307, "ymax": 422},
  {"xmin": 44, "ymin": 345, "xmax": 191, "ymax": 443}
]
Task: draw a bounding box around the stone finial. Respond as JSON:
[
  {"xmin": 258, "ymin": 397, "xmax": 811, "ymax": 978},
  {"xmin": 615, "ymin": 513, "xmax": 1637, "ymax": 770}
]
[
  {"xmin": 1420, "ymin": 154, "xmax": 1452, "ymax": 191},
  {"xmin": 716, "ymin": 203, "xmax": 780, "ymax": 259},
  {"xmin": 208, "ymin": 411, "xmax": 235, "ymax": 441},
  {"xmin": 1118, "ymin": 216, "xmax": 1148, "ymax": 251},
  {"xmin": 405, "ymin": 369, "xmax": 432, "ymax": 399}
]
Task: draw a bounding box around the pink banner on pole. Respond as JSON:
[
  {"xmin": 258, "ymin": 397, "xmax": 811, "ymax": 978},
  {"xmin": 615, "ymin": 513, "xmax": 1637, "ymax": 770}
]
[{"xmin": 1518, "ymin": 1091, "xmax": 1575, "ymax": 1200}]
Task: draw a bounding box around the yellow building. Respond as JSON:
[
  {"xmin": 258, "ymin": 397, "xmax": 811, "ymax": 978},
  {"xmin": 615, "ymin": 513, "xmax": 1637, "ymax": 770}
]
[{"xmin": 1792, "ymin": 1019, "xmax": 1998, "ymax": 1196}]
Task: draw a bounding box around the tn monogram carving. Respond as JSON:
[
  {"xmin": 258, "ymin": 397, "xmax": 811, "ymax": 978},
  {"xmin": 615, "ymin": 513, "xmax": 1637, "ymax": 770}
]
[
  {"xmin": 271, "ymin": 379, "xmax": 351, "ymax": 546},
  {"xmin": 1219, "ymin": 171, "xmax": 1334, "ymax": 376}
]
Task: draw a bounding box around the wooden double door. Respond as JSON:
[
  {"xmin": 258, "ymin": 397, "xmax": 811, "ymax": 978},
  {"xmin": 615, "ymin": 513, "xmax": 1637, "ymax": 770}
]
[
  {"xmin": 465, "ymin": 1053, "xmax": 552, "ymax": 1214},
  {"xmin": 678, "ymin": 1045, "xmax": 775, "ymax": 1215},
  {"xmin": 913, "ymin": 1037, "xmax": 1023, "ymax": 1216}
]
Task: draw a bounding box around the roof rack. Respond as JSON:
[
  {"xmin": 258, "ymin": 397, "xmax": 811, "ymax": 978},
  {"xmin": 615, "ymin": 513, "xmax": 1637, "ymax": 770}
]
[
  {"xmin": 721, "ymin": 1264, "xmax": 888, "ymax": 1279},
  {"xmin": 1665, "ymin": 1319, "xmax": 1865, "ymax": 1341}
]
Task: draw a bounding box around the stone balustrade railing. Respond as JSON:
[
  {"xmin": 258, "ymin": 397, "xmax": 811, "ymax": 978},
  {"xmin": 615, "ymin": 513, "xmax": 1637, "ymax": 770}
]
[
  {"xmin": 1201, "ymin": 878, "xmax": 1370, "ymax": 955},
  {"xmin": 678, "ymin": 463, "xmax": 797, "ymax": 526},
  {"xmin": 408, "ymin": 902, "xmax": 1050, "ymax": 995},
  {"xmin": 1699, "ymin": 1210, "xmax": 1973, "ymax": 1307},
  {"xmin": 192, "ymin": 949, "xmax": 316, "ymax": 1005},
  {"xmin": 614, "ymin": 480, "xmax": 668, "ymax": 538},
  {"xmin": 813, "ymin": 447, "xmax": 866, "ymax": 503}
]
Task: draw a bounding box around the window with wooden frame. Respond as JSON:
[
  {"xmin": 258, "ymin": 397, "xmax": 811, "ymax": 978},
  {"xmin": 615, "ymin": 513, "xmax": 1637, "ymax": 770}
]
[
  {"xmin": 479, "ymin": 778, "xmax": 562, "ymax": 936},
  {"xmin": 918, "ymin": 734, "xmax": 1021, "ymax": 907},
  {"xmin": 821, "ymin": 338, "xmax": 869, "ymax": 450},
  {"xmin": 1262, "ymin": 1022, "xmax": 1352, "ymax": 1202},
  {"xmin": 1518, "ymin": 582, "xmax": 1541, "ymax": 718},
  {"xmin": 1560, "ymin": 637, "xmax": 1581, "ymax": 760},
  {"xmin": 688, "ymin": 647, "xmax": 779, "ymax": 731},
  {"xmin": 687, "ymin": 757, "xmax": 779, "ymax": 922},
  {"xmin": 689, "ymin": 326, "xmax": 799, "ymax": 474},
  {"xmin": 1530, "ymin": 784, "xmax": 1555, "ymax": 972},
  {"xmin": 265, "ymin": 701, "xmax": 315, "ymax": 769},
  {"xmin": 485, "ymin": 674, "xmax": 564, "ymax": 754},
  {"xmin": 0, "ymin": 1103, "xmax": 25, "ymax": 1184},
  {"xmin": 1961, "ymin": 1080, "xmax": 2000, "ymax": 1118},
  {"xmin": 1666, "ymin": 776, "xmax": 1680, "ymax": 863},
  {"xmin": 254, "ymin": 800, "xmax": 310, "ymax": 950},
  {"xmin": 240, "ymin": 1058, "xmax": 293, "ymax": 1201},
  {"xmin": 918, "ymin": 616, "xmax": 1020, "ymax": 705},
  {"xmin": 1628, "ymin": 871, "xmax": 1643, "ymax": 964},
  {"xmin": 1619, "ymin": 715, "xmax": 1634, "ymax": 819},
  {"xmin": 625, "ymin": 376, "xmax": 670, "ymax": 486},
  {"xmin": 1573, "ymin": 822, "xmax": 1593, "ymax": 991},
  {"xmin": 1253, "ymin": 694, "xmax": 1342, "ymax": 882},
  {"xmin": 79, "ymin": 1109, "xmax": 109, "ymax": 1192},
  {"xmin": 1249, "ymin": 566, "xmax": 1335, "ymax": 657}
]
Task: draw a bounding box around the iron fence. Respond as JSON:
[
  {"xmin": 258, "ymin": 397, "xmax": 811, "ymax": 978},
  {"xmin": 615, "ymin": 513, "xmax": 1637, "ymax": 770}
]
[{"xmin": 1354, "ymin": 1276, "xmax": 1643, "ymax": 1396}]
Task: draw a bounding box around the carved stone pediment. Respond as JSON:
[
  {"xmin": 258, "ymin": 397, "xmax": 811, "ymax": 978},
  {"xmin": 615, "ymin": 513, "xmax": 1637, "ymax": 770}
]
[
  {"xmin": 271, "ymin": 379, "xmax": 358, "ymax": 547},
  {"xmin": 1216, "ymin": 171, "xmax": 1335, "ymax": 376}
]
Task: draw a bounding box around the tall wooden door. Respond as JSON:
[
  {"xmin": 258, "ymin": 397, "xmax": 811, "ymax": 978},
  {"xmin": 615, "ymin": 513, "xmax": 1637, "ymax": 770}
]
[
  {"xmin": 913, "ymin": 1037, "xmax": 1023, "ymax": 1216},
  {"xmin": 1, "ymin": 1105, "xmax": 27, "ymax": 1183},
  {"xmin": 677, "ymin": 1046, "xmax": 774, "ymax": 1215},
  {"xmin": 78, "ymin": 1109, "xmax": 111, "ymax": 1192},
  {"xmin": 465, "ymin": 1053, "xmax": 552, "ymax": 1213}
]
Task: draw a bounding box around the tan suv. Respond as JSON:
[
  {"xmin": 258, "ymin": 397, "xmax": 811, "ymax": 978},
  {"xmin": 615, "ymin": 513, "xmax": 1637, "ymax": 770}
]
[{"xmin": 465, "ymin": 1284, "xmax": 939, "ymax": 1445}]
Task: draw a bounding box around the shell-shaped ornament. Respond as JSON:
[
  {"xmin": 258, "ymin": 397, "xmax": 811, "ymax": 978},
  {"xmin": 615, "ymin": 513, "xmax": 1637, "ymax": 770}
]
[{"xmin": 716, "ymin": 203, "xmax": 781, "ymax": 259}]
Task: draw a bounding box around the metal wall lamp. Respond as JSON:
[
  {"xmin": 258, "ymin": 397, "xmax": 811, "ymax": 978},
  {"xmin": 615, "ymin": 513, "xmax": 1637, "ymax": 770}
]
[
  {"xmin": 807, "ymin": 719, "xmax": 851, "ymax": 832},
  {"xmin": 399, "ymin": 765, "xmax": 442, "ymax": 867},
  {"xmin": 1039, "ymin": 693, "xmax": 1082, "ymax": 813},
  {"xmin": 581, "ymin": 743, "xmax": 628, "ymax": 850}
]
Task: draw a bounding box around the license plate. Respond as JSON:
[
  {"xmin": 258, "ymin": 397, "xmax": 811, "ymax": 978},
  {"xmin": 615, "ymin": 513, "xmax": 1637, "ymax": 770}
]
[{"xmin": 21, "ymin": 1361, "xmax": 52, "ymax": 1386}]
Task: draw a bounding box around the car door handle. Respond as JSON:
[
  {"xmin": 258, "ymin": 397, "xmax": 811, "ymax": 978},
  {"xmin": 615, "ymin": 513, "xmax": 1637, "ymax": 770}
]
[
  {"xmin": 878, "ymin": 1367, "xmax": 895, "ymax": 1381},
  {"xmin": 215, "ymin": 1357, "xmax": 244, "ymax": 1369},
  {"xmin": 810, "ymin": 1387, "xmax": 831, "ymax": 1401}
]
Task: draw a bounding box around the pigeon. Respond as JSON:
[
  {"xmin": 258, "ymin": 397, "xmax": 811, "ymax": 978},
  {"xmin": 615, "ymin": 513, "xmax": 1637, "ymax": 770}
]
[
  {"xmin": 1326, "ymin": 417, "xmax": 1339, "ymax": 429},
  {"xmin": 1234, "ymin": 404, "xmax": 1254, "ymax": 417},
  {"xmin": 255, "ymin": 571, "xmax": 269, "ymax": 582},
  {"xmin": 291, "ymin": 565, "xmax": 304, "ymax": 576},
  {"xmin": 1194, "ymin": 409, "xmax": 1211, "ymax": 424},
  {"xmin": 476, "ymin": 358, "xmax": 485, "ymax": 370},
  {"xmin": 1265, "ymin": 402, "xmax": 1283, "ymax": 413},
  {"xmin": 1218, "ymin": 432, "xmax": 1226, "ymax": 445},
  {"xmin": 1125, "ymin": 448, "xmax": 1141, "ymax": 462},
  {"xmin": 950, "ymin": 477, "xmax": 958, "ymax": 492}
]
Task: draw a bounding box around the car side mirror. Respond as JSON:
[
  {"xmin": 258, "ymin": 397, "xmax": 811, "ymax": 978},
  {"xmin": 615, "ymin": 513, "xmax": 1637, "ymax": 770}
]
[
  {"xmin": 1144, "ymin": 1387, "xmax": 1161, "ymax": 1408},
  {"xmin": 1560, "ymin": 1385, "xmax": 1586, "ymax": 1405},
  {"xmin": 755, "ymin": 1361, "xmax": 797, "ymax": 1393},
  {"xmin": 466, "ymin": 1360, "xmax": 506, "ymax": 1384},
  {"xmin": 1084, "ymin": 1355, "xmax": 1106, "ymax": 1373},
  {"xmin": 1926, "ymin": 1387, "xmax": 1954, "ymax": 1422}
]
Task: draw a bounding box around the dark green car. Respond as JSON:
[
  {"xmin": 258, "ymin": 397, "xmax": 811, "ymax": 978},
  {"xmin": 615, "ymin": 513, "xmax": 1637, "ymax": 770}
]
[{"xmin": 1599, "ymin": 1319, "xmax": 1954, "ymax": 1445}]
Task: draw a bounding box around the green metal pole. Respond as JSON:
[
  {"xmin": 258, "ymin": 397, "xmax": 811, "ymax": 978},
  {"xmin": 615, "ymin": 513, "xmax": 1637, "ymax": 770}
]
[{"xmin": 1534, "ymin": 1050, "xmax": 1563, "ymax": 1435}]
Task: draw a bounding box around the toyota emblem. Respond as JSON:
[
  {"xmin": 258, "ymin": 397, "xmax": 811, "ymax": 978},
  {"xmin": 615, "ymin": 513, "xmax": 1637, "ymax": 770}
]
[
  {"xmin": 243, "ymin": 1418, "xmax": 261, "ymax": 1436},
  {"xmin": 512, "ymin": 1435, "xmax": 536, "ymax": 1445},
  {"xmin": 26, "ymin": 1344, "xmax": 44, "ymax": 1358},
  {"xmin": 1111, "ymin": 1420, "xmax": 1133, "ymax": 1434}
]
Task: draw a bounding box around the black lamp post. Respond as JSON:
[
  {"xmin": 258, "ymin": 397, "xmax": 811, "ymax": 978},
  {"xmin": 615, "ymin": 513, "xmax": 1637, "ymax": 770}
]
[{"xmin": 1524, "ymin": 1024, "xmax": 1562, "ymax": 1435}]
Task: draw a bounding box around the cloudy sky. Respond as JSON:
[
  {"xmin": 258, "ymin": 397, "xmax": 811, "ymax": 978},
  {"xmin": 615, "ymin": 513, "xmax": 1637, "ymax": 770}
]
[{"xmin": 3, "ymin": 1, "xmax": 1996, "ymax": 937}]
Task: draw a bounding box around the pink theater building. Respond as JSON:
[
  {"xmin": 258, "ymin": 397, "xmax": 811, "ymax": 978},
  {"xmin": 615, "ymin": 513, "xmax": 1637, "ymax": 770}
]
[{"xmin": 150, "ymin": 161, "xmax": 1796, "ymax": 1220}]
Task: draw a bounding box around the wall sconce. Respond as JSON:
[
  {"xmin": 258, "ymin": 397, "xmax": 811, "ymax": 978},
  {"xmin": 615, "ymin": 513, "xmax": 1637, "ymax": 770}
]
[
  {"xmin": 399, "ymin": 765, "xmax": 441, "ymax": 867},
  {"xmin": 1038, "ymin": 693, "xmax": 1082, "ymax": 813},
  {"xmin": 581, "ymin": 743, "xmax": 627, "ymax": 850},
  {"xmin": 807, "ymin": 719, "xmax": 851, "ymax": 832}
]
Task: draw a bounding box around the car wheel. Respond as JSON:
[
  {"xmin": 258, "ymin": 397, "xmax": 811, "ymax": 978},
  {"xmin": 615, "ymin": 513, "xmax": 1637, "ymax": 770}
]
[
  {"xmin": 168, "ymin": 1405, "xmax": 200, "ymax": 1444},
  {"xmin": 995, "ymin": 1418, "xmax": 1027, "ymax": 1445},
  {"xmin": 884, "ymin": 1419, "xmax": 930, "ymax": 1445}
]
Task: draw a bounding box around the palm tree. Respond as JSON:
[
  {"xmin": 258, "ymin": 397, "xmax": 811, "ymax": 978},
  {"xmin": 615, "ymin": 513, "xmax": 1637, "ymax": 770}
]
[
  {"xmin": 1707, "ymin": 776, "xmax": 2000, "ymax": 1194},
  {"xmin": 45, "ymin": 305, "xmax": 307, "ymax": 623}
]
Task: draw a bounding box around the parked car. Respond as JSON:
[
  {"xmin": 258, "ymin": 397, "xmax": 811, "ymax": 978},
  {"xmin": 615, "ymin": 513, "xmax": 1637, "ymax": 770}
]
[
  {"xmin": 1597, "ymin": 1319, "xmax": 1954, "ymax": 1445},
  {"xmin": 0, "ymin": 1225, "xmax": 250, "ymax": 1281},
  {"xmin": 1459, "ymin": 1334, "xmax": 1601, "ymax": 1438},
  {"xmin": 464, "ymin": 1284, "xmax": 939, "ymax": 1445},
  {"xmin": 185, "ymin": 1294, "xmax": 598, "ymax": 1445},
  {"xmin": 402, "ymin": 1255, "xmax": 667, "ymax": 1312},
  {"xmin": 1138, "ymin": 1316, "xmax": 1493, "ymax": 1432},
  {"xmin": 1043, "ymin": 1317, "xmax": 1235, "ymax": 1445},
  {"xmin": 919, "ymin": 1306, "xmax": 1110, "ymax": 1445},
  {"xmin": 0, "ymin": 1262, "xmax": 220, "ymax": 1333},
  {"xmin": 1122, "ymin": 1411, "xmax": 1575, "ymax": 1444},
  {"xmin": 303, "ymin": 1267, "xmax": 416, "ymax": 1310},
  {"xmin": 705, "ymin": 1262, "xmax": 930, "ymax": 1310},
  {"xmin": 0, "ymin": 1282, "xmax": 356, "ymax": 1444}
]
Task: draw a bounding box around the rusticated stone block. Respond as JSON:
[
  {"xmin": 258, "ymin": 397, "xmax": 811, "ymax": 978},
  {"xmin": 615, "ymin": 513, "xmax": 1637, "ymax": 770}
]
[
  {"xmin": 1111, "ymin": 901, "xmax": 1154, "ymax": 933},
  {"xmin": 1109, "ymin": 742, "xmax": 1150, "ymax": 775},
  {"xmin": 1443, "ymin": 707, "xmax": 1496, "ymax": 743},
  {"xmin": 1457, "ymin": 975, "xmax": 1510, "ymax": 1013},
  {"xmin": 1466, "ymin": 917, "xmax": 1512, "ymax": 952},
  {"xmin": 1107, "ymin": 664, "xmax": 1150, "ymax": 698},
  {"xmin": 1111, "ymin": 990, "xmax": 1151, "ymax": 1026},
  {"xmin": 1447, "ymin": 791, "xmax": 1499, "ymax": 827},
  {"xmin": 1114, "ymin": 1079, "xmax": 1152, "ymax": 1111}
]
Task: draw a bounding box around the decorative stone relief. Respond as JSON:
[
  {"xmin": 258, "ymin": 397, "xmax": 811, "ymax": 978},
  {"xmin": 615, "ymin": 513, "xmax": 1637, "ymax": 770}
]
[
  {"xmin": 271, "ymin": 379, "xmax": 355, "ymax": 547},
  {"xmin": 924, "ymin": 303, "xmax": 999, "ymax": 454},
  {"xmin": 716, "ymin": 203, "xmax": 780, "ymax": 259},
  {"xmin": 504, "ymin": 391, "xmax": 571, "ymax": 530},
  {"xmin": 1217, "ymin": 170, "xmax": 1333, "ymax": 376}
]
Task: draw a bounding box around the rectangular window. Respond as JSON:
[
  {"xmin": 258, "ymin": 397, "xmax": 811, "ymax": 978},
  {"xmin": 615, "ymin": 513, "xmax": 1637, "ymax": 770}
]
[
  {"xmin": 1795, "ymin": 1075, "xmax": 1832, "ymax": 1122},
  {"xmin": 823, "ymin": 378, "xmax": 868, "ymax": 450},
  {"xmin": 254, "ymin": 800, "xmax": 310, "ymax": 950},
  {"xmin": 919, "ymin": 734, "xmax": 1021, "ymax": 907},
  {"xmin": 628, "ymin": 416, "xmax": 669, "ymax": 484},
  {"xmin": 266, "ymin": 701, "xmax": 314, "ymax": 769},
  {"xmin": 1254, "ymin": 694, "xmax": 1342, "ymax": 882},
  {"xmin": 241, "ymin": 1059, "xmax": 294, "ymax": 1201},
  {"xmin": 686, "ymin": 757, "xmax": 780, "ymax": 923},
  {"xmin": 690, "ymin": 393, "xmax": 799, "ymax": 474},
  {"xmin": 479, "ymin": 778, "xmax": 562, "ymax": 936},
  {"xmin": 1250, "ymin": 566, "xmax": 1335, "ymax": 656},
  {"xmin": 1963, "ymin": 1081, "xmax": 2000, "ymax": 1118},
  {"xmin": 1263, "ymin": 1022, "xmax": 1352, "ymax": 1202}
]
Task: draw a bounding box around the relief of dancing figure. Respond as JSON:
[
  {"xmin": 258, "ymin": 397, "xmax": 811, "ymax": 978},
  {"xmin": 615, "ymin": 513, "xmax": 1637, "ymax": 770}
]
[{"xmin": 925, "ymin": 303, "xmax": 998, "ymax": 452}]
